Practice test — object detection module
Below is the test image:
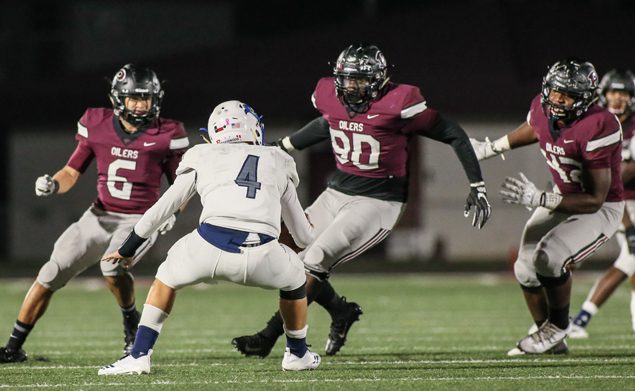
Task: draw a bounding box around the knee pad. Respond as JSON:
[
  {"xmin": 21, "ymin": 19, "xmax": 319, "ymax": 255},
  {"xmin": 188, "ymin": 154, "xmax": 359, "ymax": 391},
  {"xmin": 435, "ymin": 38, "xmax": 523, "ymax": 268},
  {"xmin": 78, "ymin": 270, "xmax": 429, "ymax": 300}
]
[
  {"xmin": 302, "ymin": 245, "xmax": 327, "ymax": 273},
  {"xmin": 36, "ymin": 260, "xmax": 68, "ymax": 291},
  {"xmin": 514, "ymin": 258, "xmax": 540, "ymax": 288},
  {"xmin": 533, "ymin": 249, "xmax": 562, "ymax": 277},
  {"xmin": 280, "ymin": 283, "xmax": 306, "ymax": 300}
]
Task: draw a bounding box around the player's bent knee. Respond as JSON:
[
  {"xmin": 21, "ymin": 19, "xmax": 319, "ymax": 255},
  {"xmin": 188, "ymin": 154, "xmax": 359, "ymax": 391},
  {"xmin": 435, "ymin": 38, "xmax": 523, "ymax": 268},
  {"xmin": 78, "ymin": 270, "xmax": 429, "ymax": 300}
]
[
  {"xmin": 536, "ymin": 271, "xmax": 570, "ymax": 288},
  {"xmin": 533, "ymin": 248, "xmax": 564, "ymax": 277},
  {"xmin": 280, "ymin": 283, "xmax": 306, "ymax": 300},
  {"xmin": 513, "ymin": 259, "xmax": 540, "ymax": 287},
  {"xmin": 36, "ymin": 260, "xmax": 70, "ymax": 291}
]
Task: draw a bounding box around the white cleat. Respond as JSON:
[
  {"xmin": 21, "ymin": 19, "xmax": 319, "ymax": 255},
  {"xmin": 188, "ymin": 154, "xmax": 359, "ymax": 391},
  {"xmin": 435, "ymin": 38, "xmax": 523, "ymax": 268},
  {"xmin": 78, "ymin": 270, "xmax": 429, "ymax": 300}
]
[
  {"xmin": 281, "ymin": 348, "xmax": 320, "ymax": 371},
  {"xmin": 98, "ymin": 350, "xmax": 152, "ymax": 375},
  {"xmin": 517, "ymin": 321, "xmax": 568, "ymax": 354},
  {"xmin": 568, "ymin": 323, "xmax": 589, "ymax": 339}
]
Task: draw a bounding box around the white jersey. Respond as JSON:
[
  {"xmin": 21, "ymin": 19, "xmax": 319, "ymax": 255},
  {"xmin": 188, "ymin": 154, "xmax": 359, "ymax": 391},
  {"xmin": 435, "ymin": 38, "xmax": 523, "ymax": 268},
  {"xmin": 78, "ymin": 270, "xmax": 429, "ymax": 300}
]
[{"xmin": 133, "ymin": 143, "xmax": 313, "ymax": 247}]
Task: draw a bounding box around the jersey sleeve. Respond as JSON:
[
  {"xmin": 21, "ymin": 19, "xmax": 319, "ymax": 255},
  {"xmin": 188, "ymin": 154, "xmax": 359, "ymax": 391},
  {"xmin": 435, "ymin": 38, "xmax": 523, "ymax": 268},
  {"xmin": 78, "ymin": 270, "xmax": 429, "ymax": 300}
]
[
  {"xmin": 162, "ymin": 122, "xmax": 190, "ymax": 184},
  {"xmin": 175, "ymin": 144, "xmax": 200, "ymax": 176},
  {"xmin": 400, "ymin": 86, "xmax": 440, "ymax": 135},
  {"xmin": 310, "ymin": 77, "xmax": 333, "ymax": 115},
  {"xmin": 280, "ymin": 150, "xmax": 299, "ymax": 187},
  {"xmin": 66, "ymin": 109, "xmax": 95, "ymax": 173},
  {"xmin": 583, "ymin": 114, "xmax": 623, "ymax": 169}
]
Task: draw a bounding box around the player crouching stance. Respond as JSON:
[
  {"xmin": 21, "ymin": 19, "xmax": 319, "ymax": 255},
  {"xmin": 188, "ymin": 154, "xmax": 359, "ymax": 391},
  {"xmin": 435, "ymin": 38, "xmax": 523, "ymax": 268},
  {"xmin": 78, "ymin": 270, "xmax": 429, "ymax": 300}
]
[
  {"xmin": 98, "ymin": 101, "xmax": 320, "ymax": 374},
  {"xmin": 471, "ymin": 59, "xmax": 624, "ymax": 355}
]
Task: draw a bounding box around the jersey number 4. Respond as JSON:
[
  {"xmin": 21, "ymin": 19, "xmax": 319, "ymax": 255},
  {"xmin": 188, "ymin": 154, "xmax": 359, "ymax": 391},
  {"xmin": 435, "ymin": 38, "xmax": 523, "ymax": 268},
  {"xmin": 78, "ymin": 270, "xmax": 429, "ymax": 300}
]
[
  {"xmin": 235, "ymin": 154, "xmax": 262, "ymax": 199},
  {"xmin": 330, "ymin": 129, "xmax": 380, "ymax": 170}
]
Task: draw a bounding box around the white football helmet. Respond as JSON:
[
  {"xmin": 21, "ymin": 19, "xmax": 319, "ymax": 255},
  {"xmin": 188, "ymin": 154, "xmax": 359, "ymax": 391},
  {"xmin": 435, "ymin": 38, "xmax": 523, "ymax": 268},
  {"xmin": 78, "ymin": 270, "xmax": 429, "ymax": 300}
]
[{"xmin": 206, "ymin": 100, "xmax": 264, "ymax": 145}]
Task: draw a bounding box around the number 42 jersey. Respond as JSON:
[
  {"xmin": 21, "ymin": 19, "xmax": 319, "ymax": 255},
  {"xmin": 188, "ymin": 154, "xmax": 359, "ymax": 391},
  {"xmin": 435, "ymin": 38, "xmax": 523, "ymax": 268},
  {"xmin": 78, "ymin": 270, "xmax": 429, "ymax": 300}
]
[{"xmin": 66, "ymin": 108, "xmax": 189, "ymax": 214}]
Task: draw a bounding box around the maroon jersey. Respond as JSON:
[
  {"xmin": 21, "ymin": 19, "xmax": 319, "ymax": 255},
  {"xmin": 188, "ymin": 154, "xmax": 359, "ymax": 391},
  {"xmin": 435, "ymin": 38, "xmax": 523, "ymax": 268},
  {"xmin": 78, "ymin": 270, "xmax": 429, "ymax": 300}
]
[
  {"xmin": 312, "ymin": 77, "xmax": 439, "ymax": 179},
  {"xmin": 66, "ymin": 108, "xmax": 189, "ymax": 214},
  {"xmin": 621, "ymin": 114, "xmax": 635, "ymax": 199},
  {"xmin": 528, "ymin": 95, "xmax": 623, "ymax": 202}
]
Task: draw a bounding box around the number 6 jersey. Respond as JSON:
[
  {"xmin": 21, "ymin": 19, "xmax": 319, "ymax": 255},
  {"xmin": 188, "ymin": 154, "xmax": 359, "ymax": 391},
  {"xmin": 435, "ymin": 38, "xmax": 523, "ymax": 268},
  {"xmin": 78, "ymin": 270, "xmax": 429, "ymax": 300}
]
[{"xmin": 66, "ymin": 108, "xmax": 189, "ymax": 214}]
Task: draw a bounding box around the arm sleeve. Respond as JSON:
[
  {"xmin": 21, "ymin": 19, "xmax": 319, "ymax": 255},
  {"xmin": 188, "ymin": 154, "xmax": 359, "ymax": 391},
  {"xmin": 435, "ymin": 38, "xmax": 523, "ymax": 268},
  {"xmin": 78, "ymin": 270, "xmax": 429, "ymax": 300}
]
[
  {"xmin": 66, "ymin": 139, "xmax": 94, "ymax": 173},
  {"xmin": 286, "ymin": 117, "xmax": 331, "ymax": 150},
  {"xmin": 134, "ymin": 170, "xmax": 197, "ymax": 238},
  {"xmin": 280, "ymin": 178, "xmax": 314, "ymax": 248},
  {"xmin": 421, "ymin": 115, "xmax": 484, "ymax": 183}
]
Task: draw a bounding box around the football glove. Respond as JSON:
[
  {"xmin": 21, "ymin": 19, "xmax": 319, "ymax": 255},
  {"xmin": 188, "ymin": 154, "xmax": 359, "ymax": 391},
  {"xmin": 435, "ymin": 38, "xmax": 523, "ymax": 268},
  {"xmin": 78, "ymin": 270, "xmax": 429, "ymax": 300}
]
[
  {"xmin": 464, "ymin": 181, "xmax": 491, "ymax": 229},
  {"xmin": 35, "ymin": 174, "xmax": 59, "ymax": 197},
  {"xmin": 157, "ymin": 214, "xmax": 177, "ymax": 235},
  {"xmin": 626, "ymin": 225, "xmax": 635, "ymax": 254},
  {"xmin": 469, "ymin": 136, "xmax": 510, "ymax": 161},
  {"xmin": 500, "ymin": 173, "xmax": 562, "ymax": 211}
]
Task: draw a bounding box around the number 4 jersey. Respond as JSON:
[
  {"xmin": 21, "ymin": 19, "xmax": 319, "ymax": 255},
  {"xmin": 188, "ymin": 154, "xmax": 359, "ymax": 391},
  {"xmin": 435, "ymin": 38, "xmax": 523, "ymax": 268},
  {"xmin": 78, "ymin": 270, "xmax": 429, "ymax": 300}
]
[
  {"xmin": 66, "ymin": 108, "xmax": 189, "ymax": 214},
  {"xmin": 311, "ymin": 77, "xmax": 440, "ymax": 202},
  {"xmin": 527, "ymin": 95, "xmax": 623, "ymax": 202}
]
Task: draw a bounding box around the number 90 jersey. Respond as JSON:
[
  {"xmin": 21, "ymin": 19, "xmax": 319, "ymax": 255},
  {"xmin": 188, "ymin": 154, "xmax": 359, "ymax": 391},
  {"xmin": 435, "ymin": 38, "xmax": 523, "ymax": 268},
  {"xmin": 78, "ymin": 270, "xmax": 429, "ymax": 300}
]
[
  {"xmin": 176, "ymin": 143, "xmax": 300, "ymax": 238},
  {"xmin": 66, "ymin": 108, "xmax": 189, "ymax": 214},
  {"xmin": 527, "ymin": 95, "xmax": 624, "ymax": 202},
  {"xmin": 312, "ymin": 77, "xmax": 439, "ymax": 179}
]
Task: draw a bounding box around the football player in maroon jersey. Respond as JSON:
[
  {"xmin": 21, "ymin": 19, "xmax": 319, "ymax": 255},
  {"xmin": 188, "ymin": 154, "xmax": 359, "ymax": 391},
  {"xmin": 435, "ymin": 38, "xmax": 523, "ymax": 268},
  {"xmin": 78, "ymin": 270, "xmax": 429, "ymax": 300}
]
[
  {"xmin": 0, "ymin": 64, "xmax": 189, "ymax": 363},
  {"xmin": 569, "ymin": 69, "xmax": 635, "ymax": 338},
  {"xmin": 471, "ymin": 59, "xmax": 624, "ymax": 355},
  {"xmin": 232, "ymin": 43, "xmax": 492, "ymax": 358}
]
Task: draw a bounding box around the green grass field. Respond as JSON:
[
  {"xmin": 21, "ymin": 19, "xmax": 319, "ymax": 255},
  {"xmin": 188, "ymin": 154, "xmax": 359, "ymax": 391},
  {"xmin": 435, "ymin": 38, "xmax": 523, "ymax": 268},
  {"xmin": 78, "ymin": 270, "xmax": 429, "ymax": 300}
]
[{"xmin": 1, "ymin": 273, "xmax": 635, "ymax": 390}]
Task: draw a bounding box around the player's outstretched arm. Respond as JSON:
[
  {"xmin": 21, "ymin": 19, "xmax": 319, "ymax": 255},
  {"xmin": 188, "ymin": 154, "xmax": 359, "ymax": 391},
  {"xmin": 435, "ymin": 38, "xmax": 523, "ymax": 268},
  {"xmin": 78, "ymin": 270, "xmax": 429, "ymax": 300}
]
[
  {"xmin": 272, "ymin": 117, "xmax": 330, "ymax": 152},
  {"xmin": 35, "ymin": 165, "xmax": 81, "ymax": 196},
  {"xmin": 470, "ymin": 121, "xmax": 538, "ymax": 161},
  {"xmin": 280, "ymin": 178, "xmax": 314, "ymax": 248}
]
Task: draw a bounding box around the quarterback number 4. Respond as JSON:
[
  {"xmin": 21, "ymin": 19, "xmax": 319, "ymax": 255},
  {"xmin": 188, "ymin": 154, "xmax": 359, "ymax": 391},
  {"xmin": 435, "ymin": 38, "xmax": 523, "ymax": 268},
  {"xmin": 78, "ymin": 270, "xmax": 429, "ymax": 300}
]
[{"xmin": 235, "ymin": 154, "xmax": 262, "ymax": 199}]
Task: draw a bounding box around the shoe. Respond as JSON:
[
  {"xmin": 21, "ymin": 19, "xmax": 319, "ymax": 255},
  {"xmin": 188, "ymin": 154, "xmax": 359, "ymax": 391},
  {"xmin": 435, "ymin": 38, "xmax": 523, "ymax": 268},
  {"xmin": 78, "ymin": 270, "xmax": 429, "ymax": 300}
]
[
  {"xmin": 568, "ymin": 323, "xmax": 589, "ymax": 339},
  {"xmin": 281, "ymin": 348, "xmax": 320, "ymax": 371},
  {"xmin": 507, "ymin": 339, "xmax": 568, "ymax": 356},
  {"xmin": 325, "ymin": 297, "xmax": 363, "ymax": 356},
  {"xmin": 516, "ymin": 321, "xmax": 568, "ymax": 354},
  {"xmin": 232, "ymin": 333, "xmax": 276, "ymax": 358},
  {"xmin": 123, "ymin": 310, "xmax": 141, "ymax": 355},
  {"xmin": 98, "ymin": 350, "xmax": 152, "ymax": 375},
  {"xmin": 0, "ymin": 347, "xmax": 27, "ymax": 363}
]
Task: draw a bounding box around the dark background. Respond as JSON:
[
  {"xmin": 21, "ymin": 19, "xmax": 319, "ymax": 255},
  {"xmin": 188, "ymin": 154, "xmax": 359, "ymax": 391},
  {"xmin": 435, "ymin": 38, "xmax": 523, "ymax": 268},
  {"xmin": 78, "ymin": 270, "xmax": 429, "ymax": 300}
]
[{"xmin": 0, "ymin": 0, "xmax": 633, "ymax": 268}]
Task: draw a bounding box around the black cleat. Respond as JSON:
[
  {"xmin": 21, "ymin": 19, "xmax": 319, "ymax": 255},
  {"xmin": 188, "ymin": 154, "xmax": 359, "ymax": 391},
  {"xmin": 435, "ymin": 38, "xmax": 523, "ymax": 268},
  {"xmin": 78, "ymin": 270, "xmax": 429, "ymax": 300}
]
[
  {"xmin": 0, "ymin": 347, "xmax": 28, "ymax": 364},
  {"xmin": 123, "ymin": 310, "xmax": 141, "ymax": 355},
  {"xmin": 325, "ymin": 297, "xmax": 363, "ymax": 356},
  {"xmin": 231, "ymin": 333, "xmax": 277, "ymax": 358}
]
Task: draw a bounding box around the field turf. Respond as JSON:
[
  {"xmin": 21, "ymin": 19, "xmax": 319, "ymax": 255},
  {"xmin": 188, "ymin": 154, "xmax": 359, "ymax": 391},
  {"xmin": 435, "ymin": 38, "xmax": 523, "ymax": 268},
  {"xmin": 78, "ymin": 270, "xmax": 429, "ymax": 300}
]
[{"xmin": 1, "ymin": 273, "xmax": 634, "ymax": 390}]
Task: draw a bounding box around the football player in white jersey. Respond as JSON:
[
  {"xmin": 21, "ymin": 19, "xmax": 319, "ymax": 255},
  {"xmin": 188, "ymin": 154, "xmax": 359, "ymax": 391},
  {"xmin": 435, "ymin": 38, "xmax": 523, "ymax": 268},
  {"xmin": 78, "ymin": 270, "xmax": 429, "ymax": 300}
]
[{"xmin": 98, "ymin": 101, "xmax": 320, "ymax": 374}]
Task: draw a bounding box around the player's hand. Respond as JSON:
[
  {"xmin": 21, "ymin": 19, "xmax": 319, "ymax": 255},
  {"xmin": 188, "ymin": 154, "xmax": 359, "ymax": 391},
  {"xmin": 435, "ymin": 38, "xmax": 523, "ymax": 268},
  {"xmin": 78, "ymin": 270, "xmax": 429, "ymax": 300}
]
[
  {"xmin": 101, "ymin": 250, "xmax": 133, "ymax": 269},
  {"xmin": 35, "ymin": 174, "xmax": 59, "ymax": 197},
  {"xmin": 500, "ymin": 173, "xmax": 542, "ymax": 210},
  {"xmin": 469, "ymin": 137, "xmax": 506, "ymax": 161},
  {"xmin": 158, "ymin": 214, "xmax": 177, "ymax": 235},
  {"xmin": 626, "ymin": 225, "xmax": 635, "ymax": 254},
  {"xmin": 464, "ymin": 181, "xmax": 491, "ymax": 229}
]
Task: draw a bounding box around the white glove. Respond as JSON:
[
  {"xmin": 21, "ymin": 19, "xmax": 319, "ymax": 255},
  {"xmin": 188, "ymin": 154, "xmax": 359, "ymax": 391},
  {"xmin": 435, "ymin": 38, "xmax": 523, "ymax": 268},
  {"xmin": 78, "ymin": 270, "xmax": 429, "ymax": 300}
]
[
  {"xmin": 500, "ymin": 173, "xmax": 562, "ymax": 211},
  {"xmin": 470, "ymin": 136, "xmax": 510, "ymax": 161},
  {"xmin": 35, "ymin": 174, "xmax": 59, "ymax": 197},
  {"xmin": 157, "ymin": 214, "xmax": 177, "ymax": 235}
]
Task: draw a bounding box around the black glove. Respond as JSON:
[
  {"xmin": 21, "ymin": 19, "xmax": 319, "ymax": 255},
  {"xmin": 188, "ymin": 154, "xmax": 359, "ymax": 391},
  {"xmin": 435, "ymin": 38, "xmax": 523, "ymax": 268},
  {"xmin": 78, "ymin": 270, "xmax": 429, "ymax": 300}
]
[
  {"xmin": 626, "ymin": 225, "xmax": 635, "ymax": 254},
  {"xmin": 464, "ymin": 181, "xmax": 491, "ymax": 229}
]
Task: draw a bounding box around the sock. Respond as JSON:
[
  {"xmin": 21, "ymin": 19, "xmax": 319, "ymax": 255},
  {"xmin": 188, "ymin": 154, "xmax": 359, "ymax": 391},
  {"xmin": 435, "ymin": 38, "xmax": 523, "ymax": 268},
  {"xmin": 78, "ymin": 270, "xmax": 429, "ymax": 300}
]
[
  {"xmin": 534, "ymin": 319, "xmax": 546, "ymax": 328},
  {"xmin": 259, "ymin": 312, "xmax": 284, "ymax": 340},
  {"xmin": 6, "ymin": 320, "xmax": 33, "ymax": 352},
  {"xmin": 284, "ymin": 325, "xmax": 308, "ymax": 357},
  {"xmin": 314, "ymin": 281, "xmax": 345, "ymax": 315},
  {"xmin": 130, "ymin": 304, "xmax": 169, "ymax": 358},
  {"xmin": 549, "ymin": 304, "xmax": 570, "ymax": 330},
  {"xmin": 121, "ymin": 303, "xmax": 139, "ymax": 331}
]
